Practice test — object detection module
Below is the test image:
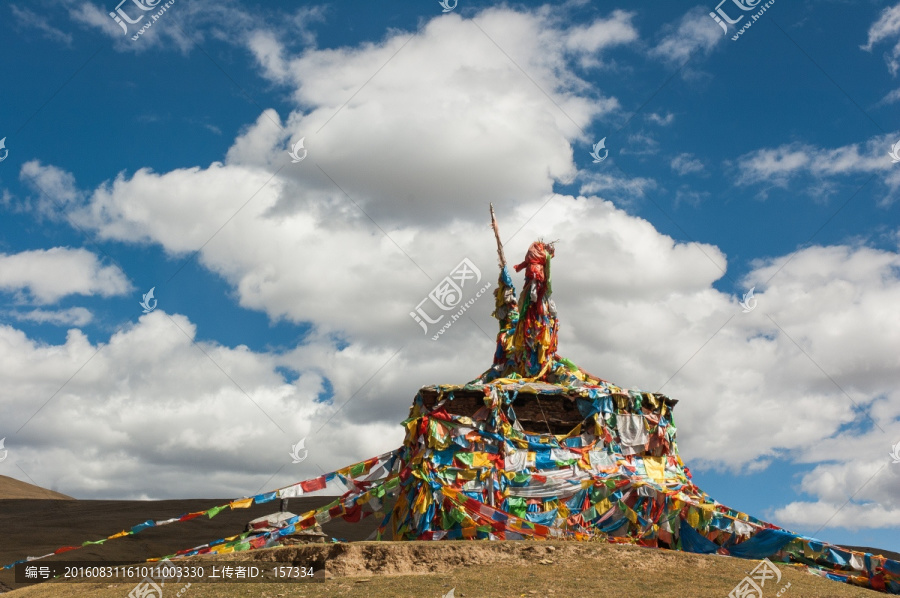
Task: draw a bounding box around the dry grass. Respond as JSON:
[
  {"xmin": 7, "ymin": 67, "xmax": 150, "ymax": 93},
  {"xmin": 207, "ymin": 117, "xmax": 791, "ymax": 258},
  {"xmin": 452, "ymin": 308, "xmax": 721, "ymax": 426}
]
[
  {"xmin": 0, "ymin": 476, "xmax": 72, "ymax": 500},
  {"xmin": 6, "ymin": 540, "xmax": 881, "ymax": 598}
]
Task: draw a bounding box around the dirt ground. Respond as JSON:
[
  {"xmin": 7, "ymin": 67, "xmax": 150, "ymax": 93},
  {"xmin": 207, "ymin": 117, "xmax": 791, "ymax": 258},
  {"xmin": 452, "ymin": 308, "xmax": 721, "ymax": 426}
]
[{"xmin": 4, "ymin": 541, "xmax": 887, "ymax": 598}]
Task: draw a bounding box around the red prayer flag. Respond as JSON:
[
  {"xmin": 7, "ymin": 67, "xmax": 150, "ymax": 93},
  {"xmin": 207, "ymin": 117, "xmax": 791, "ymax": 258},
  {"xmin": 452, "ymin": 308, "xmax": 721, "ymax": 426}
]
[{"xmin": 300, "ymin": 476, "xmax": 327, "ymax": 493}]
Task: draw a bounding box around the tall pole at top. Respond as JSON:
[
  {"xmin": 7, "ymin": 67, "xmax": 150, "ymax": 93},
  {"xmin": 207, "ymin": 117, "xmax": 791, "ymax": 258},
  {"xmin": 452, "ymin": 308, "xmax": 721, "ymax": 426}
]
[{"xmin": 490, "ymin": 203, "xmax": 506, "ymax": 271}]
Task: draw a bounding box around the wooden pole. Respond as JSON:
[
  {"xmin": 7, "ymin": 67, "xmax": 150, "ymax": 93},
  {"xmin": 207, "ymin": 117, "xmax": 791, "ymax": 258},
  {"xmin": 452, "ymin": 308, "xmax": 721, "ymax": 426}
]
[{"xmin": 490, "ymin": 203, "xmax": 507, "ymax": 270}]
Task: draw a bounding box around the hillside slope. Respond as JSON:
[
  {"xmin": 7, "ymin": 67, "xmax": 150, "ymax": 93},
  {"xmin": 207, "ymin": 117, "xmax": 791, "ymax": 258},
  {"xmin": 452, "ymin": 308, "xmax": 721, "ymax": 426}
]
[{"xmin": 0, "ymin": 476, "xmax": 72, "ymax": 500}]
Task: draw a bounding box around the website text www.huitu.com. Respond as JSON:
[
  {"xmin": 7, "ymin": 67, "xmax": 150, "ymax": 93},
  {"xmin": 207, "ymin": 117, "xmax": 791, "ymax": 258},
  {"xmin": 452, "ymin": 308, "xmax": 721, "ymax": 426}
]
[
  {"xmin": 731, "ymin": 0, "xmax": 774, "ymax": 41},
  {"xmin": 131, "ymin": 0, "xmax": 175, "ymax": 40},
  {"xmin": 431, "ymin": 281, "xmax": 492, "ymax": 340}
]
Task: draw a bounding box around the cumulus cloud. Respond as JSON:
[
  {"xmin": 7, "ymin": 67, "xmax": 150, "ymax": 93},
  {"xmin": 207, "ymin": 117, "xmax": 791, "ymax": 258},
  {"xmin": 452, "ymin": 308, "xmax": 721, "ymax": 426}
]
[
  {"xmin": 0, "ymin": 248, "xmax": 131, "ymax": 304},
  {"xmin": 773, "ymin": 459, "xmax": 900, "ymax": 530},
  {"xmin": 240, "ymin": 8, "xmax": 629, "ymax": 226},
  {"xmin": 0, "ymin": 312, "xmax": 401, "ymax": 498}
]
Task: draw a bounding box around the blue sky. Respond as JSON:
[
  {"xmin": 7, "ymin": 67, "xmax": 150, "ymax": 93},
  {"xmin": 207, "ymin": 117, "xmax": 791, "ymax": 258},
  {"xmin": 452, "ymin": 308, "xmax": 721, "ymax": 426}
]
[{"xmin": 1, "ymin": 0, "xmax": 899, "ymax": 552}]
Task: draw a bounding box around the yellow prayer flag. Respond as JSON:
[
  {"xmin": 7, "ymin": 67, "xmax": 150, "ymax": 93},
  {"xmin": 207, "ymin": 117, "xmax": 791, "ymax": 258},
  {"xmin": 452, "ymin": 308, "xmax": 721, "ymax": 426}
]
[
  {"xmin": 687, "ymin": 508, "xmax": 700, "ymax": 529},
  {"xmin": 624, "ymin": 506, "xmax": 638, "ymax": 524},
  {"xmin": 643, "ymin": 456, "xmax": 666, "ymax": 482},
  {"xmin": 472, "ymin": 452, "xmax": 492, "ymax": 468},
  {"xmin": 230, "ymin": 498, "xmax": 253, "ymax": 510}
]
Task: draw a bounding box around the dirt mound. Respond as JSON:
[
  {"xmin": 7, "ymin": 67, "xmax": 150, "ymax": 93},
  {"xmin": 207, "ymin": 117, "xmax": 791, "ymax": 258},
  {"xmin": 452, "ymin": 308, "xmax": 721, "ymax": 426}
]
[{"xmin": 216, "ymin": 540, "xmax": 722, "ymax": 578}]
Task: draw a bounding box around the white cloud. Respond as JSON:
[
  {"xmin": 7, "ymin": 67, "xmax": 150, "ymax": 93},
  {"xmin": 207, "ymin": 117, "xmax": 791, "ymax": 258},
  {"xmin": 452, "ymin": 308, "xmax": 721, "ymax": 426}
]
[
  {"xmin": 11, "ymin": 6, "xmax": 73, "ymax": 45},
  {"xmin": 0, "ymin": 312, "xmax": 401, "ymax": 498},
  {"xmin": 670, "ymin": 152, "xmax": 705, "ymax": 175},
  {"xmin": 651, "ymin": 7, "xmax": 722, "ymax": 66},
  {"xmin": 620, "ymin": 131, "xmax": 659, "ymax": 156},
  {"xmin": 562, "ymin": 9, "xmax": 639, "ymax": 68},
  {"xmin": 773, "ymin": 460, "xmax": 900, "ymax": 529},
  {"xmin": 579, "ymin": 172, "xmax": 656, "ymax": 199},
  {"xmin": 674, "ymin": 187, "xmax": 709, "ymax": 207},
  {"xmin": 880, "ymin": 87, "xmax": 900, "ymax": 104},
  {"xmin": 861, "ymin": 2, "xmax": 900, "ymax": 75},
  {"xmin": 19, "ymin": 160, "xmax": 83, "ymax": 217},
  {"xmin": 66, "ymin": 0, "xmax": 262, "ymax": 53},
  {"xmin": 240, "ymin": 8, "xmax": 627, "ymax": 225},
  {"xmin": 646, "ymin": 112, "xmax": 675, "ymax": 126},
  {"xmin": 734, "ymin": 134, "xmax": 900, "ymax": 200},
  {"xmin": 6, "ymin": 307, "xmax": 94, "ymax": 327},
  {"xmin": 564, "ymin": 10, "xmax": 638, "ymax": 53},
  {"xmin": 0, "ymin": 248, "xmax": 131, "ymax": 304}
]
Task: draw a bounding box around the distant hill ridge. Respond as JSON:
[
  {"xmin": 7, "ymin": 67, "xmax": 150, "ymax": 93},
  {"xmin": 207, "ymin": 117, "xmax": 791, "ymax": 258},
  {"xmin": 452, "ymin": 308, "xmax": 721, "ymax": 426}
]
[{"xmin": 0, "ymin": 475, "xmax": 72, "ymax": 500}]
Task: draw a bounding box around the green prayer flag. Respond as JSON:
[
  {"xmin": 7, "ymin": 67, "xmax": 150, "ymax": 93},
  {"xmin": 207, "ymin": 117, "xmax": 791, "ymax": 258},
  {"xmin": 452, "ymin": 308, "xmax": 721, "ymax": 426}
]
[
  {"xmin": 207, "ymin": 505, "xmax": 228, "ymax": 519},
  {"xmin": 455, "ymin": 452, "xmax": 474, "ymax": 467}
]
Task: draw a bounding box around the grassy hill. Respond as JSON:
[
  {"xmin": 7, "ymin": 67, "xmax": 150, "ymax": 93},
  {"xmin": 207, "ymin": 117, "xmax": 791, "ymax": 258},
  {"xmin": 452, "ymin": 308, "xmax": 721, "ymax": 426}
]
[{"xmin": 0, "ymin": 476, "xmax": 72, "ymax": 500}]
